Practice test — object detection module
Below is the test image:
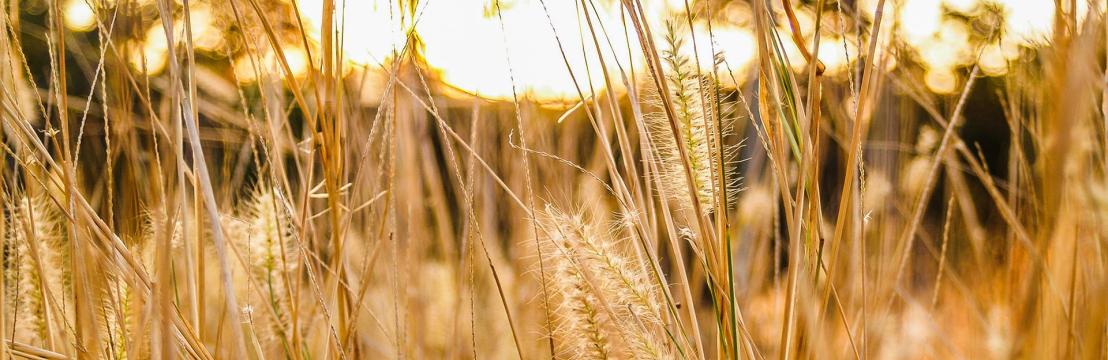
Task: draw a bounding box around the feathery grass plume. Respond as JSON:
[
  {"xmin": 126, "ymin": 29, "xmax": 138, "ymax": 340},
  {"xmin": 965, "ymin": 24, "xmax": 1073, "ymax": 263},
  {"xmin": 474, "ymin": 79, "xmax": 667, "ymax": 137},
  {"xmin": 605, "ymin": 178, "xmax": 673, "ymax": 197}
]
[
  {"xmin": 545, "ymin": 234, "xmax": 612, "ymax": 359},
  {"xmin": 97, "ymin": 230, "xmax": 155, "ymax": 360},
  {"xmin": 3, "ymin": 199, "xmax": 40, "ymax": 345},
  {"xmin": 5, "ymin": 195, "xmax": 71, "ymax": 348},
  {"xmin": 223, "ymin": 186, "xmax": 296, "ymax": 354},
  {"xmin": 537, "ymin": 204, "xmax": 674, "ymax": 359},
  {"xmin": 646, "ymin": 20, "xmax": 741, "ymax": 215},
  {"xmin": 130, "ymin": 210, "xmax": 186, "ymax": 359},
  {"xmin": 138, "ymin": 209, "xmax": 183, "ymax": 272},
  {"xmin": 100, "ymin": 277, "xmax": 133, "ymax": 360},
  {"xmin": 2, "ymin": 0, "xmax": 1106, "ymax": 357}
]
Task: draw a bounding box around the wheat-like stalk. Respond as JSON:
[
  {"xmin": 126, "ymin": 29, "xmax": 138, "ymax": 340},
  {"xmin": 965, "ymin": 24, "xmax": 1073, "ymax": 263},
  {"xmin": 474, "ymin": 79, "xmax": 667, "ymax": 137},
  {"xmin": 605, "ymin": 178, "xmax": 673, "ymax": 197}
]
[
  {"xmin": 0, "ymin": 0, "xmax": 1103, "ymax": 358},
  {"xmin": 8, "ymin": 195, "xmax": 70, "ymax": 348},
  {"xmin": 223, "ymin": 185, "xmax": 296, "ymax": 354},
  {"xmin": 538, "ymin": 204, "xmax": 674, "ymax": 359},
  {"xmin": 646, "ymin": 20, "xmax": 741, "ymax": 216}
]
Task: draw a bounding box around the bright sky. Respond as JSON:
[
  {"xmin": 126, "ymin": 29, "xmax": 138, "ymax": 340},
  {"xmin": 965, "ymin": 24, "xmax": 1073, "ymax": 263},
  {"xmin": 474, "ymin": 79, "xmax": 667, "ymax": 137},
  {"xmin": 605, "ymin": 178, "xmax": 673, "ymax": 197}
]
[{"xmin": 63, "ymin": 0, "xmax": 1081, "ymax": 100}]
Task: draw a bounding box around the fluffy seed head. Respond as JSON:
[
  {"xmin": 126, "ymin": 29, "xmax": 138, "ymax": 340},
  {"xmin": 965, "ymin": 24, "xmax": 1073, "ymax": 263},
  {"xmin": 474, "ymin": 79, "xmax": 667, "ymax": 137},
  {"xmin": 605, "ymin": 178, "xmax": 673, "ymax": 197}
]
[{"xmin": 645, "ymin": 20, "xmax": 743, "ymax": 216}]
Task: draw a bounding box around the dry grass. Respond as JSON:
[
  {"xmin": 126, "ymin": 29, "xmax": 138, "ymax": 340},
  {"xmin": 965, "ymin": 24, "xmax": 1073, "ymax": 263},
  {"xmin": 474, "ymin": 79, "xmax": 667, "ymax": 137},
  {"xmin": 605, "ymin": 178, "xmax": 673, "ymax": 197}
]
[{"xmin": 0, "ymin": 0, "xmax": 1106, "ymax": 359}]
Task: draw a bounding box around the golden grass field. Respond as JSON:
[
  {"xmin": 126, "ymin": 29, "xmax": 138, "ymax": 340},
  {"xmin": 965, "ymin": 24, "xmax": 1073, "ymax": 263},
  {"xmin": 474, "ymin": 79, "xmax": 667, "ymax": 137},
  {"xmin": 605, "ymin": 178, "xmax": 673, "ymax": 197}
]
[{"xmin": 0, "ymin": 0, "xmax": 1105, "ymax": 358}]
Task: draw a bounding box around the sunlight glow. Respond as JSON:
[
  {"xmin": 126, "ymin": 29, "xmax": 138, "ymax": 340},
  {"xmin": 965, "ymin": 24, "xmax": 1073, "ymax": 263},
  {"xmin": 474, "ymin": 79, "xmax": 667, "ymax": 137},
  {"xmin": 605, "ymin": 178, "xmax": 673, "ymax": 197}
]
[
  {"xmin": 233, "ymin": 47, "xmax": 311, "ymax": 82},
  {"xmin": 129, "ymin": 24, "xmax": 169, "ymax": 75},
  {"xmin": 899, "ymin": 0, "xmax": 943, "ymax": 47},
  {"xmin": 925, "ymin": 67, "xmax": 957, "ymax": 94},
  {"xmin": 943, "ymin": 0, "xmax": 980, "ymax": 13},
  {"xmin": 188, "ymin": 5, "xmax": 225, "ymax": 53},
  {"xmin": 297, "ymin": 0, "xmax": 407, "ymax": 66},
  {"xmin": 416, "ymin": 0, "xmax": 633, "ymax": 102},
  {"xmin": 63, "ymin": 0, "xmax": 96, "ymax": 32},
  {"xmin": 978, "ymin": 44, "xmax": 1009, "ymax": 76},
  {"xmin": 690, "ymin": 25, "xmax": 756, "ymax": 84},
  {"xmin": 275, "ymin": 0, "xmax": 1070, "ymax": 100},
  {"xmin": 124, "ymin": 6, "xmax": 229, "ymax": 76},
  {"xmin": 996, "ymin": 0, "xmax": 1054, "ymax": 43},
  {"xmin": 817, "ymin": 39, "xmax": 857, "ymax": 75}
]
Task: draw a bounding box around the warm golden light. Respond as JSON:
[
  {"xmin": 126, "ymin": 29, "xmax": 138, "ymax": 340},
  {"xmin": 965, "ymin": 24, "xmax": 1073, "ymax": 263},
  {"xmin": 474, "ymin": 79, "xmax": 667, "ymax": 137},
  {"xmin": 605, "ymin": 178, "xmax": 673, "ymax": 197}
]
[
  {"xmin": 978, "ymin": 43, "xmax": 1009, "ymax": 77},
  {"xmin": 124, "ymin": 8, "xmax": 224, "ymax": 76},
  {"xmin": 63, "ymin": 0, "xmax": 96, "ymax": 32},
  {"xmin": 188, "ymin": 5, "xmax": 225, "ymax": 53},
  {"xmin": 943, "ymin": 0, "xmax": 980, "ymax": 13},
  {"xmin": 925, "ymin": 67, "xmax": 957, "ymax": 94},
  {"xmin": 996, "ymin": 0, "xmax": 1055, "ymax": 43},
  {"xmin": 9, "ymin": 1, "xmax": 1108, "ymax": 359},
  {"xmin": 817, "ymin": 39, "xmax": 857, "ymax": 75},
  {"xmin": 129, "ymin": 24, "xmax": 169, "ymax": 75},
  {"xmin": 416, "ymin": 0, "xmax": 633, "ymax": 102},
  {"xmin": 899, "ymin": 0, "xmax": 943, "ymax": 47},
  {"xmin": 296, "ymin": 0, "xmax": 407, "ymax": 66},
  {"xmin": 690, "ymin": 25, "xmax": 757, "ymax": 82},
  {"xmin": 288, "ymin": 0, "xmax": 766, "ymax": 102},
  {"xmin": 278, "ymin": 0, "xmax": 1075, "ymax": 99},
  {"xmin": 233, "ymin": 47, "xmax": 311, "ymax": 83}
]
